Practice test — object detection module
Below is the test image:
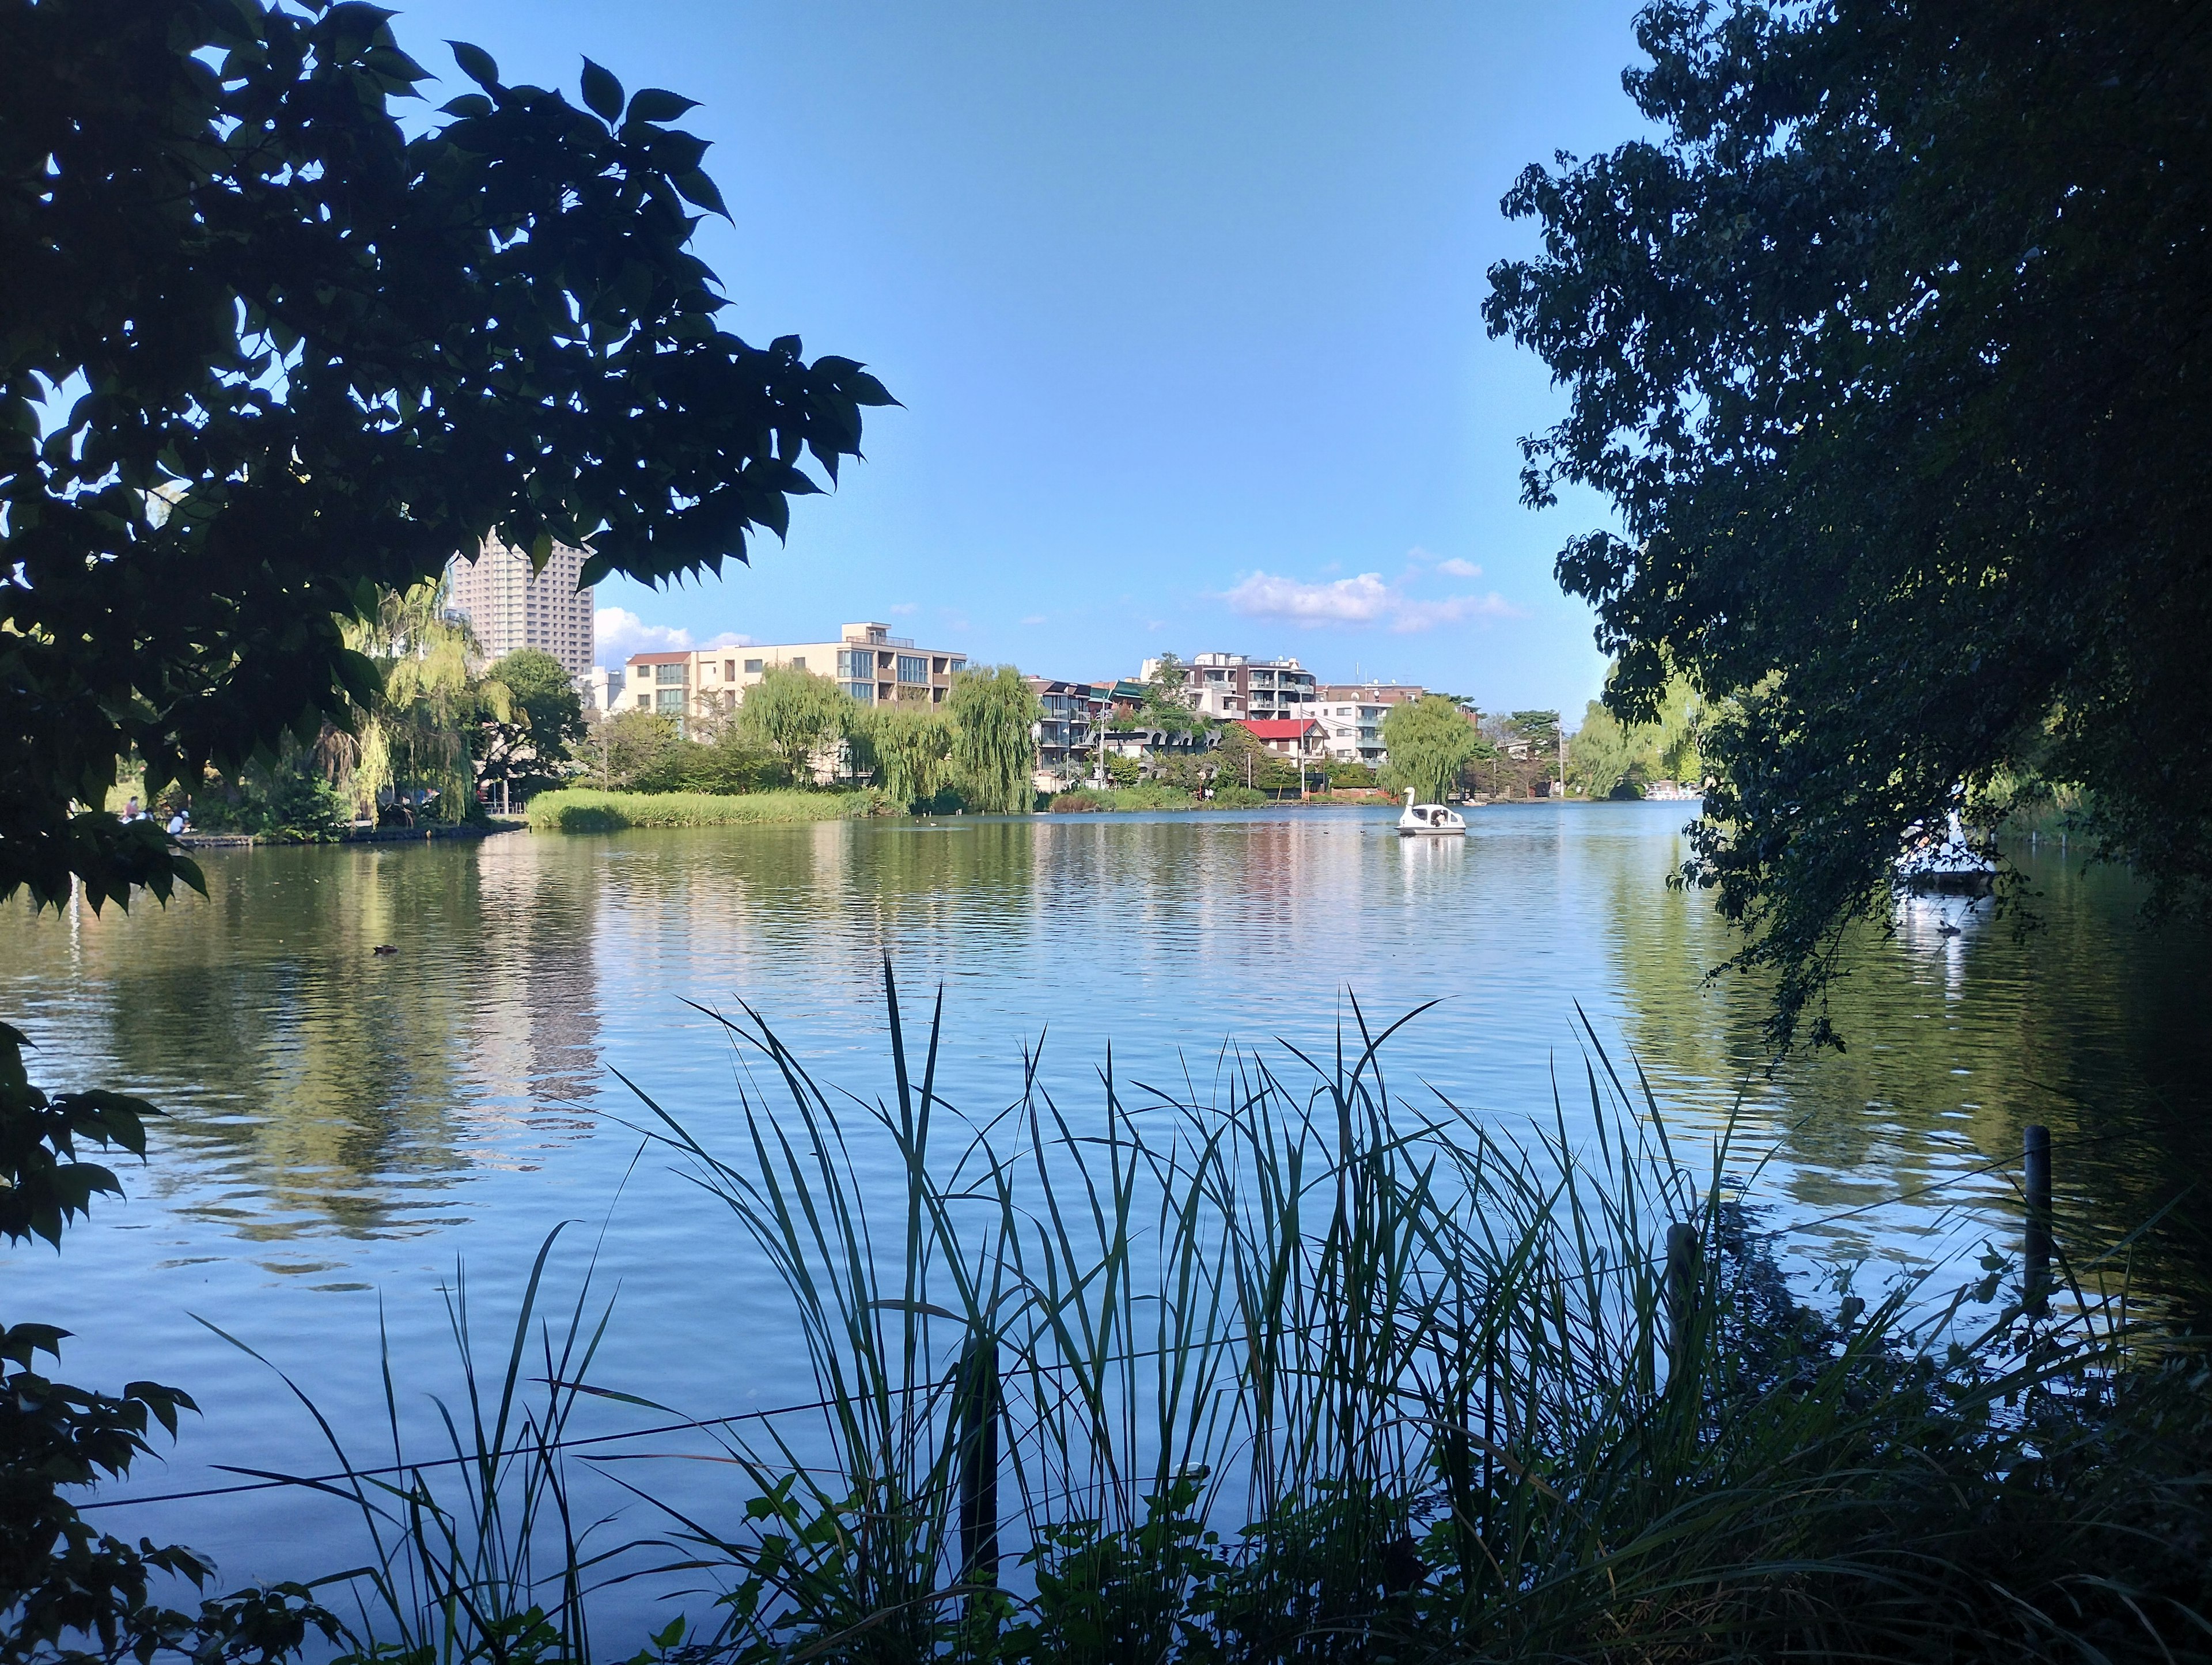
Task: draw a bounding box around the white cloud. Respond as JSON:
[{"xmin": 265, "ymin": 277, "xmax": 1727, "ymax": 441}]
[
  {"xmin": 1434, "ymin": 557, "xmax": 1483, "ymax": 578},
  {"xmin": 888, "ymin": 602, "xmax": 919, "ymax": 616},
  {"xmin": 594, "ymin": 607, "xmax": 752, "ymax": 667},
  {"xmin": 1224, "ymin": 571, "xmax": 1395, "ymax": 624},
  {"xmin": 1020, "ymin": 614, "xmax": 1047, "ymax": 626},
  {"xmin": 1220, "ymin": 571, "xmax": 1523, "ymax": 635}
]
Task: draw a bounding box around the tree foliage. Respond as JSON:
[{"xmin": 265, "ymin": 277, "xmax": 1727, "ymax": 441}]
[
  {"xmin": 856, "ymin": 706, "xmax": 954, "ymax": 810},
  {"xmin": 1568, "ymin": 673, "xmax": 1703, "ymax": 799},
  {"xmin": 1380, "ymin": 696, "xmax": 1479, "ymax": 805},
  {"xmin": 476, "ymin": 648, "xmax": 586, "ymax": 798},
  {"xmin": 1485, "ymin": 0, "xmax": 2212, "ymax": 1042},
  {"xmin": 342, "ymin": 585, "xmax": 507, "ymax": 821},
  {"xmin": 948, "ymin": 666, "xmax": 1040, "ymax": 814},
  {"xmin": 0, "ymin": 0, "xmax": 892, "ymax": 911},
  {"xmin": 736, "ymin": 666, "xmax": 856, "ymax": 787},
  {"xmin": 1212, "ymin": 723, "xmax": 1301, "ymax": 793}
]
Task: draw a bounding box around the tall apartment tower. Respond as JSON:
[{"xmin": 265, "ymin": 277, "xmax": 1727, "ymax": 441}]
[{"xmin": 442, "ymin": 539, "xmax": 595, "ymax": 678}]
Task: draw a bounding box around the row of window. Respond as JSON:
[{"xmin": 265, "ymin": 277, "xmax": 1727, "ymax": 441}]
[{"xmin": 635, "ymin": 651, "xmax": 969, "ymax": 688}]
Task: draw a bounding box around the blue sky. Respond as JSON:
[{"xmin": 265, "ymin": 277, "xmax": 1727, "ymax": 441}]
[{"xmin": 396, "ymin": 1, "xmax": 1647, "ymax": 716}]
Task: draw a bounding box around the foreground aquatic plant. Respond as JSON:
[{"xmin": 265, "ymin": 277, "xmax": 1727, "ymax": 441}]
[{"xmin": 600, "ymin": 972, "xmax": 2212, "ymax": 1663}]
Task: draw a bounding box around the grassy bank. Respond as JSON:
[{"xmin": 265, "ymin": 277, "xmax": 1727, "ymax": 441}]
[
  {"xmin": 1048, "ymin": 783, "xmax": 1279, "ymax": 811},
  {"xmin": 222, "ymin": 981, "xmax": 2211, "ymax": 1664},
  {"xmin": 525, "ymin": 787, "xmax": 891, "ymax": 832}
]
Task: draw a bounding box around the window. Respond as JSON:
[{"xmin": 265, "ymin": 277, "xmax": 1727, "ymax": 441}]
[
  {"xmin": 790, "ymin": 657, "xmax": 806, "ymax": 670},
  {"xmin": 837, "ymin": 648, "xmax": 870, "ymax": 678},
  {"xmin": 744, "ymin": 658, "xmax": 763, "ymax": 674},
  {"xmin": 949, "ymin": 657, "xmax": 967, "ymax": 673},
  {"xmin": 656, "ymin": 663, "xmax": 685, "ymax": 685},
  {"xmin": 896, "ymin": 654, "xmax": 927, "ymax": 684},
  {"xmin": 725, "ymin": 659, "xmax": 736, "ymax": 680},
  {"xmin": 634, "ymin": 664, "xmax": 651, "ymax": 680},
  {"xmin": 655, "ymin": 688, "xmax": 684, "ymax": 712},
  {"xmin": 844, "ymin": 681, "xmax": 875, "ymax": 703}
]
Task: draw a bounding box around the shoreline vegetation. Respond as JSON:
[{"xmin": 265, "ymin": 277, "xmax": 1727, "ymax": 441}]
[
  {"xmin": 192, "ymin": 981, "xmax": 2209, "ymax": 1663},
  {"xmin": 522, "ymin": 784, "xmax": 1413, "ymax": 832},
  {"xmin": 524, "ymin": 787, "xmax": 892, "ymax": 832}
]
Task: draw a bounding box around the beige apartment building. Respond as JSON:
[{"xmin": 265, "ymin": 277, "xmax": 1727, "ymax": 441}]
[
  {"xmin": 616, "ymin": 623, "xmax": 969, "ymax": 733},
  {"xmin": 1310, "ymin": 682, "xmax": 1425, "ymax": 767},
  {"xmin": 443, "ymin": 539, "xmax": 594, "ymax": 678}
]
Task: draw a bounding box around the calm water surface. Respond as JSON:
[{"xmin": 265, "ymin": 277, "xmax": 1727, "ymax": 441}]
[{"xmin": 5, "ymin": 803, "xmax": 2209, "ymax": 1607}]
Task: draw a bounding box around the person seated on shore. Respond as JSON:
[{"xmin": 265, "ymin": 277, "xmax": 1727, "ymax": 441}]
[
  {"xmin": 166, "ymin": 806, "xmax": 190, "ymax": 836},
  {"xmin": 377, "ymin": 802, "xmax": 414, "ymax": 829},
  {"xmin": 121, "ymin": 795, "xmax": 141, "ymax": 822}
]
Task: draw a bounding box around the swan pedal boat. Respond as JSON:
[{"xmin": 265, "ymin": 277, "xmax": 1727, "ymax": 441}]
[{"xmin": 1397, "ymin": 790, "xmax": 1467, "ymax": 837}]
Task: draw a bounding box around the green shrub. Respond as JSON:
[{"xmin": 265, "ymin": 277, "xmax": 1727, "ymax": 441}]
[
  {"xmin": 1047, "ymin": 786, "xmax": 1198, "ymax": 813},
  {"xmin": 192, "ymin": 763, "xmax": 349, "ymax": 840},
  {"xmin": 1203, "ymin": 783, "xmax": 1269, "ymax": 807}
]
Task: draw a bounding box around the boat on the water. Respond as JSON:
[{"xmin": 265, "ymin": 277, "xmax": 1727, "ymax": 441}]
[
  {"xmin": 1397, "ymin": 790, "xmax": 1467, "ymax": 837},
  {"xmin": 1895, "ymin": 807, "xmax": 1995, "ymax": 894}
]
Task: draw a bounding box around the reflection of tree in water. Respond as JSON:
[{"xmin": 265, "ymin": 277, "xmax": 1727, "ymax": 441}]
[
  {"xmin": 23, "ymin": 838, "xmax": 603, "ymax": 1239},
  {"xmin": 1608, "ymin": 836, "xmax": 2212, "ymax": 1301}
]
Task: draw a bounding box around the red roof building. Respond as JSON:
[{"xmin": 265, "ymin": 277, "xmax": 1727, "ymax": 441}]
[{"xmin": 1235, "ymin": 718, "xmax": 1324, "ymax": 756}]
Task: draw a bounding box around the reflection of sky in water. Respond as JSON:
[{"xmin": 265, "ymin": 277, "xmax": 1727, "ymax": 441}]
[{"xmin": 3, "ymin": 805, "xmax": 2207, "ymax": 1618}]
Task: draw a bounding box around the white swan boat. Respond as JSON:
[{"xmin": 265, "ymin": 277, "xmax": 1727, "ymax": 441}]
[
  {"xmin": 1397, "ymin": 790, "xmax": 1467, "ymax": 837},
  {"xmin": 1894, "ymin": 808, "xmax": 1995, "ymax": 894}
]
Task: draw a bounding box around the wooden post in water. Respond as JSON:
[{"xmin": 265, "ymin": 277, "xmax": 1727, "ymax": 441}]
[
  {"xmin": 955, "ymin": 1334, "xmax": 1001, "ymax": 1588},
  {"xmin": 1665, "ymin": 1222, "xmax": 1702, "ymax": 1385},
  {"xmin": 2024, "ymin": 1124, "xmax": 2053, "ymax": 1316}
]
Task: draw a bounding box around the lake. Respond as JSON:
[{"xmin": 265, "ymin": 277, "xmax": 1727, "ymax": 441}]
[{"xmin": 6, "ymin": 802, "xmax": 2208, "ymax": 1616}]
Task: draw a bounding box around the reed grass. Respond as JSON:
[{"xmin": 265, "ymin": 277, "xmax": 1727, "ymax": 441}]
[
  {"xmin": 602, "ymin": 974, "xmax": 2212, "ymax": 1663},
  {"xmin": 238, "ymin": 977, "xmax": 2212, "ymax": 1663},
  {"xmin": 1046, "ymin": 786, "xmax": 1198, "ymax": 812},
  {"xmin": 525, "ymin": 788, "xmax": 891, "ymax": 833}
]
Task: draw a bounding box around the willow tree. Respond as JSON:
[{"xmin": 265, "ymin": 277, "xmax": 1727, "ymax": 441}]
[
  {"xmin": 737, "ymin": 665, "xmax": 855, "ymax": 786},
  {"xmin": 1568, "ymin": 672, "xmax": 1704, "ymax": 799},
  {"xmin": 859, "ymin": 706, "xmax": 953, "ymax": 809},
  {"xmin": 1379, "ymin": 696, "xmax": 1479, "ymax": 805},
  {"xmin": 340, "ymin": 585, "xmax": 511, "ymax": 821},
  {"xmin": 949, "ymin": 666, "xmax": 1040, "ymax": 814}
]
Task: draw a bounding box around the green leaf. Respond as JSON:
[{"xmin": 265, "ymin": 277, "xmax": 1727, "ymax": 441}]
[
  {"xmin": 627, "ymin": 88, "xmax": 699, "ymax": 123},
  {"xmin": 440, "ymin": 93, "xmax": 494, "ymax": 119},
  {"xmin": 448, "ymin": 39, "xmax": 499, "ymax": 89},
  {"xmin": 579, "ymin": 58, "xmax": 624, "ymax": 122},
  {"xmin": 672, "ymin": 169, "xmax": 729, "ymax": 218}
]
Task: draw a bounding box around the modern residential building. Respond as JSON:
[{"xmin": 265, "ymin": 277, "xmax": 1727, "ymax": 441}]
[
  {"xmin": 1143, "ymin": 653, "xmax": 1318, "ymax": 723},
  {"xmin": 614, "ymin": 623, "xmax": 969, "ymax": 734},
  {"xmin": 1027, "ymin": 678, "xmax": 1111, "ymax": 785},
  {"xmin": 443, "ymin": 539, "xmax": 595, "ymax": 678}
]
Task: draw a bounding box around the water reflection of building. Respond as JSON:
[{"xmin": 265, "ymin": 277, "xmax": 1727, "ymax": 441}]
[{"xmin": 467, "ymin": 836, "xmax": 604, "ymax": 1115}]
